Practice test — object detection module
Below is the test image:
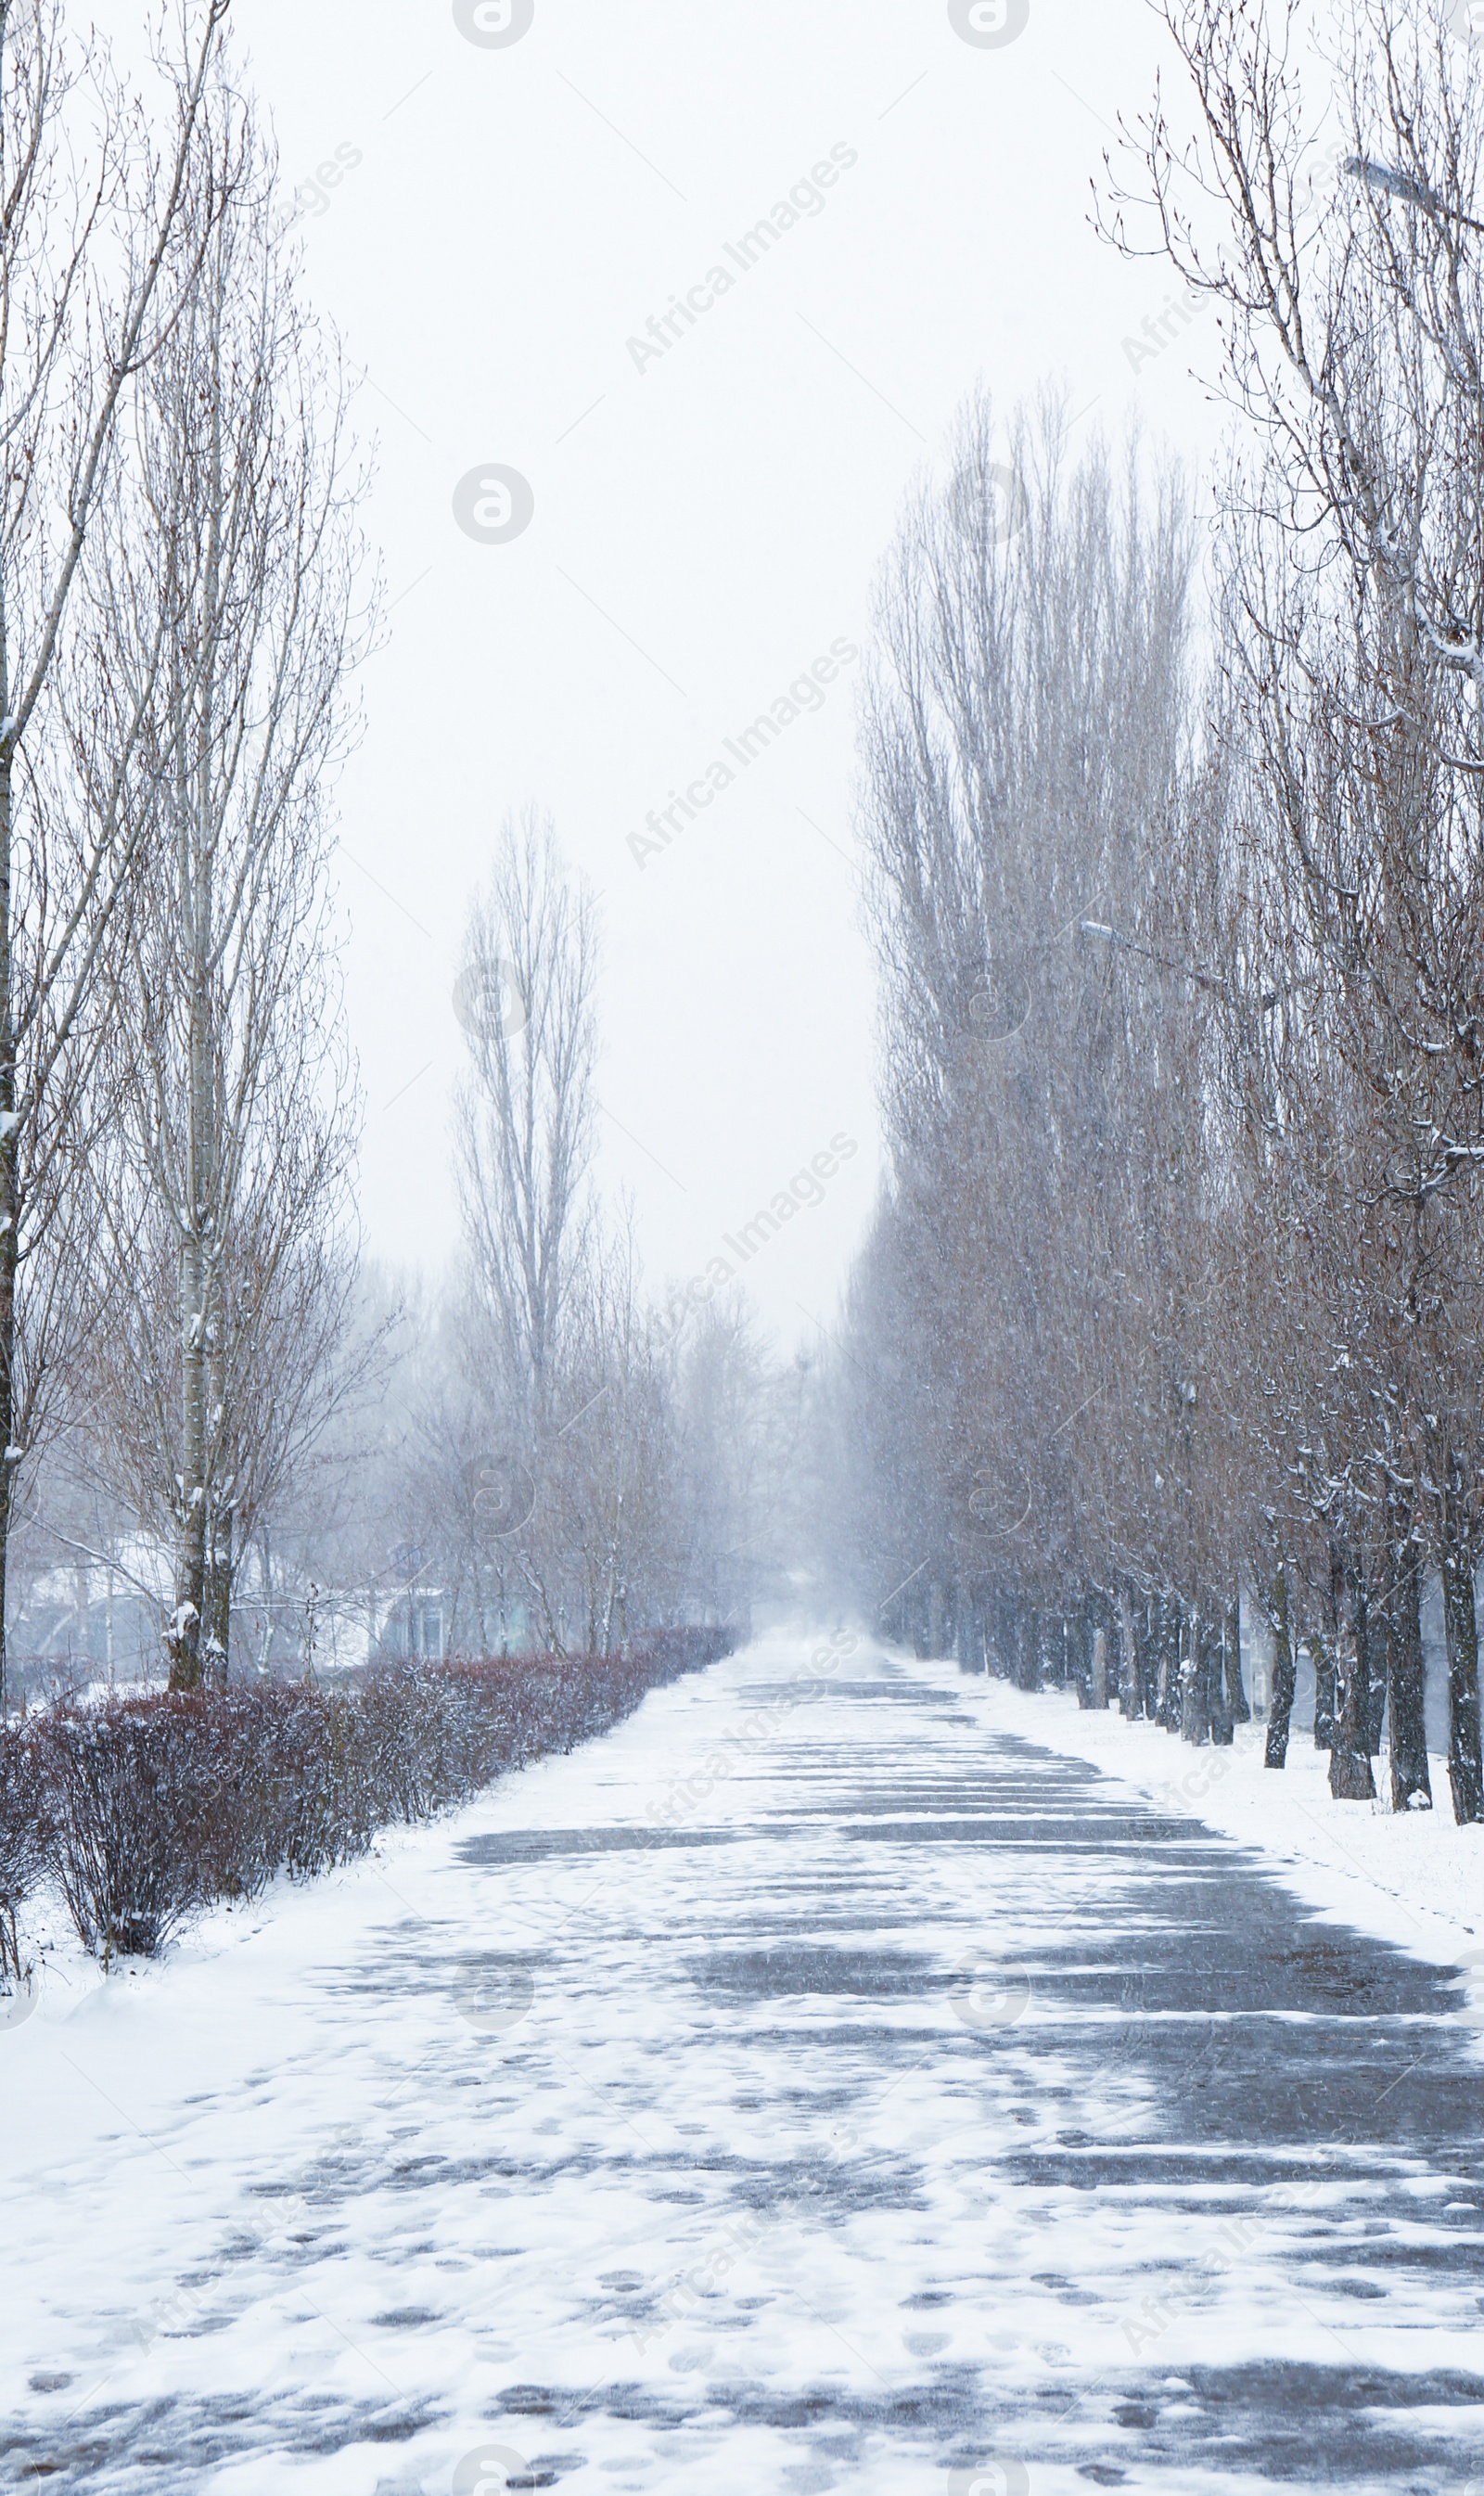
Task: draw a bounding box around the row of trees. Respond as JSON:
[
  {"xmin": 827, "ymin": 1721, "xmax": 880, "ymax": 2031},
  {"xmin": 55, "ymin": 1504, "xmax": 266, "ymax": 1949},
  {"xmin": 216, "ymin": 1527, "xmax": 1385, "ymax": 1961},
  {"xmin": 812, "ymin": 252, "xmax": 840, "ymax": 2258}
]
[
  {"xmin": 0, "ymin": 3, "xmax": 775, "ymax": 1705},
  {"xmin": 814, "ymin": 0, "xmax": 1484, "ymax": 1824},
  {"xmin": 330, "ymin": 812, "xmax": 791, "ymax": 1663},
  {"xmin": 0, "ymin": 0, "xmax": 374, "ymax": 1703}
]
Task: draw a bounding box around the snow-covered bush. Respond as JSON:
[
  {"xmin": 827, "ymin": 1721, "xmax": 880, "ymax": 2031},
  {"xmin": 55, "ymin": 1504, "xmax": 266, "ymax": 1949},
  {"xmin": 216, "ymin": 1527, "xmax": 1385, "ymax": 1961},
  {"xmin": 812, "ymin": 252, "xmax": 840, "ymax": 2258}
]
[{"xmin": 32, "ymin": 1697, "xmax": 216, "ymax": 1959}]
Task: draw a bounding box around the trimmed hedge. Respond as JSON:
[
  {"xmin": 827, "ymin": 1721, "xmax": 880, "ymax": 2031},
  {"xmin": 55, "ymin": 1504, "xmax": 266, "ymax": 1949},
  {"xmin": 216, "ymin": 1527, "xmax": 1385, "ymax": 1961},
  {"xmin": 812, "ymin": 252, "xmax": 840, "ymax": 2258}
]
[
  {"xmin": 0, "ymin": 1725, "xmax": 47, "ymax": 1986},
  {"xmin": 0, "ymin": 1629, "xmax": 733, "ymax": 1966}
]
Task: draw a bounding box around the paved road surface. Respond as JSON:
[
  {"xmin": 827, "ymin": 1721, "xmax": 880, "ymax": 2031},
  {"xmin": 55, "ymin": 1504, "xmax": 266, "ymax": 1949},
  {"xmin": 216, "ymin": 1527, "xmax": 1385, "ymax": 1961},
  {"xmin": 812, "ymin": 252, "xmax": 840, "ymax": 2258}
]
[{"xmin": 5, "ymin": 1632, "xmax": 1483, "ymax": 2493}]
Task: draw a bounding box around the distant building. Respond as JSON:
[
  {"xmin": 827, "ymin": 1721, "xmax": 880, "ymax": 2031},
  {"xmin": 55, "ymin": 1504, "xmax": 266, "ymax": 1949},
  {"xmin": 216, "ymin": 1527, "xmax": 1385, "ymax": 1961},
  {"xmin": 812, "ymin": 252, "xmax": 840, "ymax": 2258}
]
[{"xmin": 7, "ymin": 1538, "xmax": 535, "ymax": 1699}]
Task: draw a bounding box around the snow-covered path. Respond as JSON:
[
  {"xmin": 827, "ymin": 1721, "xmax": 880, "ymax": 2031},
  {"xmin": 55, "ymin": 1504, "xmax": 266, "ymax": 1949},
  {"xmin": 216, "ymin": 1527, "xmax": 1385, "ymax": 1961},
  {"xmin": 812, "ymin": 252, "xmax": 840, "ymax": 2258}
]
[{"xmin": 6, "ymin": 1631, "xmax": 1484, "ymax": 2494}]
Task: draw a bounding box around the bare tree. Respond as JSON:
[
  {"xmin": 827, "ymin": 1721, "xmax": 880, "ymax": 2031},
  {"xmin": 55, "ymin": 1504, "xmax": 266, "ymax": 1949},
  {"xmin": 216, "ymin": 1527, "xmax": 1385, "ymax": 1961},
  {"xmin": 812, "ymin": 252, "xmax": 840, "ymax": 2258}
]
[
  {"xmin": 71, "ymin": 76, "xmax": 372, "ymax": 1688},
  {"xmin": 456, "ymin": 810, "xmax": 599, "ymax": 1447},
  {"xmin": 452, "ymin": 827, "xmax": 786, "ymax": 1653},
  {"xmin": 0, "ymin": 0, "xmax": 233, "ymax": 1707}
]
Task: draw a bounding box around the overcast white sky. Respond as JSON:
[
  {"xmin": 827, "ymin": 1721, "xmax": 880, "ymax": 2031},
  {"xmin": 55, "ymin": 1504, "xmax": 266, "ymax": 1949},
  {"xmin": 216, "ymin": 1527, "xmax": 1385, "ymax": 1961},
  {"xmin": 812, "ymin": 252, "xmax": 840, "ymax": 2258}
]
[{"xmin": 215, "ymin": 0, "xmax": 1231, "ymax": 1352}]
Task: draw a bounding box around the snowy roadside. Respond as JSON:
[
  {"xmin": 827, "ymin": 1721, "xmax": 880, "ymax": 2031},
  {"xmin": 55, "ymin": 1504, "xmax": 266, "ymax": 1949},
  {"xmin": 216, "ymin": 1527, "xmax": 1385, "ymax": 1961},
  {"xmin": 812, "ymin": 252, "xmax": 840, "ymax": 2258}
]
[
  {"xmin": 921, "ymin": 1653, "xmax": 1484, "ymax": 1974},
  {"xmin": 5, "ymin": 1628, "xmax": 1484, "ymax": 2494}
]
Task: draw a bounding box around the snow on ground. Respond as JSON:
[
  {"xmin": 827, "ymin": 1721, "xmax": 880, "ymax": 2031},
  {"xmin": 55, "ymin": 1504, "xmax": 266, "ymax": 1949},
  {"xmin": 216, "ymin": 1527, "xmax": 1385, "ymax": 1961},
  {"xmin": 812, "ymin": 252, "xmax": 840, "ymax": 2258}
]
[
  {"xmin": 3, "ymin": 1626, "xmax": 1484, "ymax": 2493},
  {"xmin": 945, "ymin": 1658, "xmax": 1484, "ymax": 1976}
]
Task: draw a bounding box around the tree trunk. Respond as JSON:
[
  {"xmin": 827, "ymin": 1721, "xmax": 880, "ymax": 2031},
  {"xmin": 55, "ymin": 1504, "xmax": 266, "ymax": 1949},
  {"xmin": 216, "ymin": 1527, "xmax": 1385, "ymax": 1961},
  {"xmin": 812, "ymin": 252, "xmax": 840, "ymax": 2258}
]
[
  {"xmin": 1153, "ymin": 1593, "xmax": 1169, "ymax": 1718},
  {"xmin": 1209, "ymin": 1605, "xmax": 1235, "ymax": 1745},
  {"xmin": 1013, "ymin": 1602, "xmax": 1043, "ymax": 1691},
  {"xmin": 1440, "ymin": 1478, "xmax": 1484, "ymax": 1825},
  {"xmin": 1311, "ymin": 1622, "xmax": 1336, "ymax": 1753},
  {"xmin": 1118, "ymin": 1582, "xmax": 1143, "ymax": 1718},
  {"xmin": 1329, "ymin": 1545, "xmax": 1375, "ymax": 1801},
  {"xmin": 968, "ymin": 1594, "xmax": 987, "ymax": 1671},
  {"xmin": 168, "ymin": 1229, "xmax": 209, "ymax": 1689},
  {"xmin": 1164, "ymin": 1597, "xmax": 1183, "ymax": 1733},
  {"xmin": 1387, "ymin": 1521, "xmax": 1433, "ymax": 1813},
  {"xmin": 1222, "ymin": 1594, "xmax": 1249, "ymax": 1723},
  {"xmin": 1359, "ymin": 1550, "xmax": 1387, "ymax": 1755},
  {"xmin": 1065, "ymin": 1602, "xmax": 1090, "ymax": 1706},
  {"xmin": 1264, "ymin": 1566, "xmax": 1296, "ymax": 1768},
  {"xmin": 1180, "ymin": 1599, "xmax": 1209, "ymax": 1745},
  {"xmin": 169, "ymin": 798, "xmax": 217, "ymax": 1698},
  {"xmin": 202, "ymin": 1264, "xmax": 231, "ymax": 1683},
  {"xmin": 204, "ymin": 1508, "xmax": 233, "ymax": 1688}
]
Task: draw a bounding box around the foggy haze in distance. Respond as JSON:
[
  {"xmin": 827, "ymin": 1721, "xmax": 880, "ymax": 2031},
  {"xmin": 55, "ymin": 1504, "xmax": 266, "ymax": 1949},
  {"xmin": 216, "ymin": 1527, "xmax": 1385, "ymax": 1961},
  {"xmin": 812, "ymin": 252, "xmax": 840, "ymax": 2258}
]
[{"xmin": 220, "ymin": 0, "xmax": 1223, "ymax": 1344}]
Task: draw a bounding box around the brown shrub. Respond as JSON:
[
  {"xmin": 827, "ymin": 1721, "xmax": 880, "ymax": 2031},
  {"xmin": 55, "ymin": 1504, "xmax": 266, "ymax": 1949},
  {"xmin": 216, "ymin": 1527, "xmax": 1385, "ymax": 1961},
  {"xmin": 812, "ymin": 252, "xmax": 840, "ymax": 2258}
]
[{"xmin": 16, "ymin": 1627, "xmax": 732, "ymax": 1961}]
